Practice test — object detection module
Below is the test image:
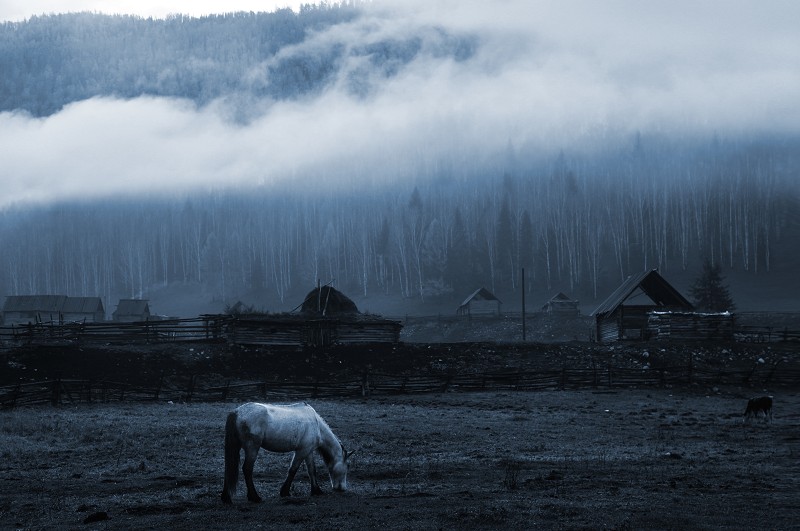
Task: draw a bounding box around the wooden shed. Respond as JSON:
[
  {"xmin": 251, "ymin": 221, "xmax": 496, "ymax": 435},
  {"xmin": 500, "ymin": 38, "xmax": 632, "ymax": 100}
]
[
  {"xmin": 591, "ymin": 270, "xmax": 693, "ymax": 342},
  {"xmin": 542, "ymin": 292, "xmax": 580, "ymax": 317},
  {"xmin": 2, "ymin": 295, "xmax": 67, "ymax": 326},
  {"xmin": 2, "ymin": 295, "xmax": 105, "ymax": 325},
  {"xmin": 457, "ymin": 288, "xmax": 502, "ymax": 316},
  {"xmin": 113, "ymin": 299, "xmax": 151, "ymax": 322},
  {"xmin": 59, "ymin": 297, "xmax": 105, "ymax": 323}
]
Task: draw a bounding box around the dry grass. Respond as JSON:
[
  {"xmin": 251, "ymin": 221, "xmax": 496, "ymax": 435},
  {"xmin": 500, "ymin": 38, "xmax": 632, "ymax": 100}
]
[{"xmin": 1, "ymin": 390, "xmax": 798, "ymax": 530}]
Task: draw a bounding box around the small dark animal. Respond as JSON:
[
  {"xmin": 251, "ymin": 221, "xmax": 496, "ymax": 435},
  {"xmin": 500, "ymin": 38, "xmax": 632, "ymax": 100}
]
[{"xmin": 744, "ymin": 395, "xmax": 773, "ymax": 421}]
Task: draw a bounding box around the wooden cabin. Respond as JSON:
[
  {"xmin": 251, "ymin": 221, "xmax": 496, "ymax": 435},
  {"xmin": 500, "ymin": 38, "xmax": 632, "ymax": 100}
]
[
  {"xmin": 457, "ymin": 288, "xmax": 502, "ymax": 316},
  {"xmin": 113, "ymin": 299, "xmax": 151, "ymax": 322},
  {"xmin": 61, "ymin": 297, "xmax": 105, "ymax": 323},
  {"xmin": 591, "ymin": 270, "xmax": 693, "ymax": 342},
  {"xmin": 2, "ymin": 295, "xmax": 67, "ymax": 325},
  {"xmin": 542, "ymin": 292, "xmax": 580, "ymax": 317},
  {"xmin": 2, "ymin": 295, "xmax": 104, "ymax": 325}
]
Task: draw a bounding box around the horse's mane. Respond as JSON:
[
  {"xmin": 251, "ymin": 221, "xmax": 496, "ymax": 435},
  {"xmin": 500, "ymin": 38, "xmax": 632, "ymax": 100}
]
[{"xmin": 313, "ymin": 408, "xmax": 343, "ymax": 466}]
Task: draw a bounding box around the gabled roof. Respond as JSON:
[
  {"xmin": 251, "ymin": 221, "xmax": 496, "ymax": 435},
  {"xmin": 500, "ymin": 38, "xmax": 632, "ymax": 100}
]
[
  {"xmin": 591, "ymin": 269, "xmax": 693, "ymax": 317},
  {"xmin": 549, "ymin": 292, "xmax": 576, "ymax": 302},
  {"xmin": 3, "ymin": 295, "xmax": 68, "ymax": 313},
  {"xmin": 115, "ymin": 299, "xmax": 150, "ymax": 315},
  {"xmin": 460, "ymin": 287, "xmax": 502, "ymax": 307}
]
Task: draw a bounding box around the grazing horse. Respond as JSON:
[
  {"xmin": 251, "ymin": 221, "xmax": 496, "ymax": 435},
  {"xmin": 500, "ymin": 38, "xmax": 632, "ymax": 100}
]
[
  {"xmin": 221, "ymin": 402, "xmax": 351, "ymax": 504},
  {"xmin": 744, "ymin": 395, "xmax": 773, "ymax": 422}
]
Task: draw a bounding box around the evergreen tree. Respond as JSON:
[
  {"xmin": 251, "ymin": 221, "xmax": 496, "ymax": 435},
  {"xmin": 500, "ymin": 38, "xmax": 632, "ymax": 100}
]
[
  {"xmin": 690, "ymin": 259, "xmax": 735, "ymax": 312},
  {"xmin": 495, "ymin": 195, "xmax": 514, "ymax": 286}
]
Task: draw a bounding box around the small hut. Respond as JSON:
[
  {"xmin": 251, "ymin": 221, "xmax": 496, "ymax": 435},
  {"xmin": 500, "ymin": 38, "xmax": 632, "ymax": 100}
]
[
  {"xmin": 542, "ymin": 292, "xmax": 580, "ymax": 317},
  {"xmin": 457, "ymin": 288, "xmax": 502, "ymax": 316},
  {"xmin": 592, "ymin": 269, "xmax": 692, "ymax": 342},
  {"xmin": 113, "ymin": 299, "xmax": 151, "ymax": 322}
]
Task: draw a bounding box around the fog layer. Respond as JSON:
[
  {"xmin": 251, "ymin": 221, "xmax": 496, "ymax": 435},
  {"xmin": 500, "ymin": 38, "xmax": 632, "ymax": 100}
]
[{"xmin": 1, "ymin": 1, "xmax": 799, "ymax": 208}]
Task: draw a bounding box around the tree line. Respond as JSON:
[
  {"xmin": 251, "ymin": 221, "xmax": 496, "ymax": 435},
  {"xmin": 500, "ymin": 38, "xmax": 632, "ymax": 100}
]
[{"xmin": 0, "ymin": 135, "xmax": 796, "ymax": 312}]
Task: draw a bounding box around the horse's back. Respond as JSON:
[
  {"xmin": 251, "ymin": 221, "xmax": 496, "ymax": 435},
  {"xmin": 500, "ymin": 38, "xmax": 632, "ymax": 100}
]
[{"xmin": 234, "ymin": 402, "xmax": 320, "ymax": 452}]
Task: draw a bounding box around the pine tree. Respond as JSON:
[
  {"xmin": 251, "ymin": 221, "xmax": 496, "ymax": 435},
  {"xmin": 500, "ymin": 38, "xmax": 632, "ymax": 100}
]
[{"xmin": 690, "ymin": 259, "xmax": 735, "ymax": 312}]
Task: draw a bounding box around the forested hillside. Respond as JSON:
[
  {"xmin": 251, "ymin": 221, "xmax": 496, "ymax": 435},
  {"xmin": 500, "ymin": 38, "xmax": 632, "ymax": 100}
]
[
  {"xmin": 1, "ymin": 5, "xmax": 798, "ymax": 317},
  {"xmin": 0, "ymin": 5, "xmax": 473, "ymax": 117}
]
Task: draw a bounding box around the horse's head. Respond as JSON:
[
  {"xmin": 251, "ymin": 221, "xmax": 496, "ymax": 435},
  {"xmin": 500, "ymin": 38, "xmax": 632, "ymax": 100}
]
[{"xmin": 330, "ymin": 447, "xmax": 354, "ymax": 492}]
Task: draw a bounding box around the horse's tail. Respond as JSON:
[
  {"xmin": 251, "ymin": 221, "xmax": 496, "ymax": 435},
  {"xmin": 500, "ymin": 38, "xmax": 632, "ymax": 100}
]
[{"xmin": 221, "ymin": 410, "xmax": 240, "ymax": 504}]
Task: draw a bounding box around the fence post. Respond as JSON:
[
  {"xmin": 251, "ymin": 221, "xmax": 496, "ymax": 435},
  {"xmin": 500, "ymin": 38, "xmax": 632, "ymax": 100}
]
[
  {"xmin": 154, "ymin": 374, "xmax": 163, "ymax": 401},
  {"xmin": 185, "ymin": 375, "xmax": 195, "ymax": 402},
  {"xmin": 51, "ymin": 378, "xmax": 61, "ymax": 406},
  {"xmin": 8, "ymin": 382, "xmax": 21, "ymax": 410},
  {"xmin": 361, "ymin": 367, "xmax": 370, "ymax": 397},
  {"xmin": 765, "ymin": 360, "xmax": 779, "ymax": 386}
]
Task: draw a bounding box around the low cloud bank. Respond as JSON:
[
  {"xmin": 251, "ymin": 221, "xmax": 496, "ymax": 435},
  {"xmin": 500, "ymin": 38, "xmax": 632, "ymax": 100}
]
[{"xmin": 2, "ymin": 0, "xmax": 799, "ymax": 208}]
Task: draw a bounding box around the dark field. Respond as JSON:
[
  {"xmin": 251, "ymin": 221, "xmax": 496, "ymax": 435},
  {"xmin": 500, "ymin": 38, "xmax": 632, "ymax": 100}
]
[{"xmin": 1, "ymin": 389, "xmax": 799, "ymax": 530}]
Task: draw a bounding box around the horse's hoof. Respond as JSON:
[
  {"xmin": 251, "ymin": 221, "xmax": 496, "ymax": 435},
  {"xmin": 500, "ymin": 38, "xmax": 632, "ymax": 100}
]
[
  {"xmin": 311, "ymin": 487, "xmax": 324, "ymax": 496},
  {"xmin": 247, "ymin": 494, "xmax": 262, "ymax": 503},
  {"xmin": 221, "ymin": 492, "xmax": 232, "ymax": 505},
  {"xmin": 279, "ymin": 488, "xmax": 290, "ymax": 498}
]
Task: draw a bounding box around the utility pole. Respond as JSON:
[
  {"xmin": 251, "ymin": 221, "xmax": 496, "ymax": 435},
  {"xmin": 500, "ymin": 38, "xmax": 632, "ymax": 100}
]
[{"xmin": 521, "ymin": 267, "xmax": 526, "ymax": 341}]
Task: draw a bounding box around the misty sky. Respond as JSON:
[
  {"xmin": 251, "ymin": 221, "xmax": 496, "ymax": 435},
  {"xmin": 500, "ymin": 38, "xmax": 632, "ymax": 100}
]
[{"xmin": 1, "ymin": 0, "xmax": 799, "ymax": 209}]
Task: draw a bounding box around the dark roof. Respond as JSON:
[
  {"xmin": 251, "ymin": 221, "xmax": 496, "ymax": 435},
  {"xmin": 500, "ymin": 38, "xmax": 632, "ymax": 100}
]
[
  {"xmin": 591, "ymin": 269, "xmax": 693, "ymax": 317},
  {"xmin": 3, "ymin": 295, "xmax": 67, "ymax": 313},
  {"xmin": 549, "ymin": 292, "xmax": 576, "ymax": 302},
  {"xmin": 115, "ymin": 299, "xmax": 150, "ymax": 315},
  {"xmin": 2, "ymin": 295, "xmax": 103, "ymax": 315},
  {"xmin": 300, "ymin": 286, "xmax": 359, "ymax": 316},
  {"xmin": 62, "ymin": 297, "xmax": 104, "ymax": 313},
  {"xmin": 460, "ymin": 287, "xmax": 502, "ymax": 307}
]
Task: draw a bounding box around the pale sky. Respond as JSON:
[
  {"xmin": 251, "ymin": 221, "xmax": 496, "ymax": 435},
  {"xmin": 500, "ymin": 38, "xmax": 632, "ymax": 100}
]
[{"xmin": 0, "ymin": 0, "xmax": 304, "ymax": 21}]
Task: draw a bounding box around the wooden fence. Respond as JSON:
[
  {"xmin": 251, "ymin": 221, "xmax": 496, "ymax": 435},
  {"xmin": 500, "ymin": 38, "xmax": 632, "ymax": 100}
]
[
  {"xmin": 0, "ymin": 317, "xmax": 223, "ymax": 345},
  {"xmin": 0, "ymin": 314, "xmax": 401, "ymax": 348},
  {"xmin": 398, "ymin": 312, "xmax": 800, "ymax": 343},
  {"xmin": 3, "ymin": 358, "xmax": 798, "ymax": 409}
]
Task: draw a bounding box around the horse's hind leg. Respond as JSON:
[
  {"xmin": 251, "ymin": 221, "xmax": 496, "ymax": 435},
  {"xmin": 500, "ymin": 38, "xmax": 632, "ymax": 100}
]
[{"xmin": 242, "ymin": 444, "xmax": 262, "ymax": 503}]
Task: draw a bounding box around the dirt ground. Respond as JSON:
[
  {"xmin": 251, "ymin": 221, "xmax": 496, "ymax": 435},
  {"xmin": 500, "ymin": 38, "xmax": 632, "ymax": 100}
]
[{"xmin": 1, "ymin": 389, "xmax": 798, "ymax": 530}]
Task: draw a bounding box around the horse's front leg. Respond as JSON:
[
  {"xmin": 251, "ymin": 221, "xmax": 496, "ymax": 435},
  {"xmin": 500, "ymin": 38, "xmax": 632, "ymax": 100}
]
[
  {"xmin": 242, "ymin": 443, "xmax": 262, "ymax": 503},
  {"xmin": 280, "ymin": 451, "xmax": 311, "ymax": 497},
  {"xmin": 305, "ymin": 454, "xmax": 323, "ymax": 495}
]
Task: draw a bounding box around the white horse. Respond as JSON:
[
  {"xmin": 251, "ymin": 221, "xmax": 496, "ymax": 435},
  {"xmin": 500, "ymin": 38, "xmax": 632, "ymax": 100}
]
[{"xmin": 221, "ymin": 402, "xmax": 352, "ymax": 503}]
